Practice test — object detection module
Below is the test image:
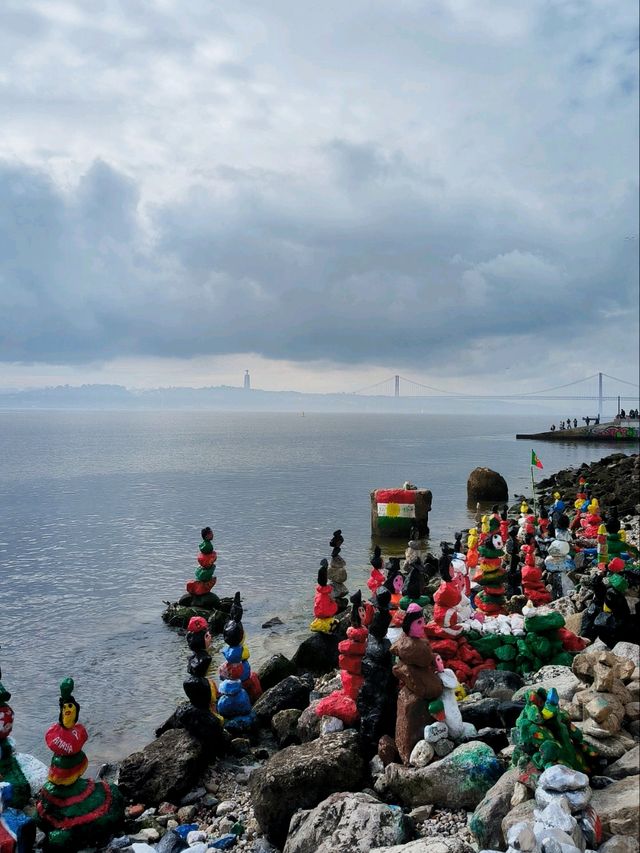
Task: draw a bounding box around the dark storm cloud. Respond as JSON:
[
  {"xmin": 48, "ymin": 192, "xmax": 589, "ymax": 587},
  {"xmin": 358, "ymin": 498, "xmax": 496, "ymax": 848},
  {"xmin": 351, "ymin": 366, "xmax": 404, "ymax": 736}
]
[
  {"xmin": 1, "ymin": 151, "xmax": 637, "ymax": 374},
  {"xmin": 0, "ymin": 0, "xmax": 638, "ymax": 379}
]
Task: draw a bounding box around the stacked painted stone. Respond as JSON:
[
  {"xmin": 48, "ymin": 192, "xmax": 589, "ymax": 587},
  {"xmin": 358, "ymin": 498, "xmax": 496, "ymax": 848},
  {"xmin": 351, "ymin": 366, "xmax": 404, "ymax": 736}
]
[
  {"xmin": 309, "ymin": 560, "xmax": 338, "ymax": 633},
  {"xmin": 426, "ymin": 579, "xmax": 492, "ymax": 686},
  {"xmin": 521, "ymin": 540, "xmax": 552, "ymax": 606},
  {"xmin": 473, "ymin": 518, "xmax": 507, "ymax": 615},
  {"xmin": 316, "ymin": 595, "xmax": 369, "ymax": 725},
  {"xmin": 328, "ymin": 530, "xmax": 349, "ymax": 613},
  {"xmin": 217, "ymin": 593, "xmax": 260, "ymax": 732},
  {"xmin": 181, "ymin": 526, "xmax": 220, "ymax": 609},
  {"xmin": 357, "ymin": 587, "xmax": 395, "ymax": 756},
  {"xmin": 367, "ymin": 546, "xmax": 385, "ymax": 596},
  {"xmin": 36, "ymin": 678, "xmax": 123, "ymax": 851}
]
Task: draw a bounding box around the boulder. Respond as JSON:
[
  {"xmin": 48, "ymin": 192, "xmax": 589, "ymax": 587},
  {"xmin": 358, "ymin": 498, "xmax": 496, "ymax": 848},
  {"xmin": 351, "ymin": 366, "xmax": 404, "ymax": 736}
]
[
  {"xmin": 257, "ymin": 654, "xmax": 297, "ymax": 691},
  {"xmin": 272, "ymin": 709, "xmax": 303, "ymax": 747},
  {"xmin": 249, "ymin": 730, "xmax": 366, "ymax": 847},
  {"xmin": 611, "ymin": 643, "xmax": 640, "ymax": 670},
  {"xmin": 605, "ymin": 746, "xmax": 639, "ymax": 780},
  {"xmin": 591, "ymin": 776, "xmax": 640, "ymax": 839},
  {"xmin": 598, "ymin": 836, "xmax": 640, "ymax": 853},
  {"xmin": 576, "ymin": 728, "xmax": 636, "ymax": 761},
  {"xmin": 501, "ymin": 800, "xmax": 537, "ymax": 840},
  {"xmin": 470, "ymin": 766, "xmax": 521, "ymax": 850},
  {"xmin": 474, "ymin": 671, "xmax": 524, "ymax": 702},
  {"xmin": 384, "ymin": 741, "xmax": 503, "ymax": 809},
  {"xmin": 513, "ymin": 667, "xmax": 580, "ymax": 703},
  {"xmin": 283, "ymin": 791, "xmax": 412, "ymax": 853},
  {"xmin": 252, "ymin": 676, "xmax": 311, "ymax": 724},
  {"xmin": 460, "ymin": 698, "xmax": 524, "ymax": 730},
  {"xmin": 119, "ymin": 730, "xmax": 206, "ymax": 805},
  {"xmin": 467, "ymin": 468, "xmax": 508, "ymax": 501},
  {"xmin": 292, "ymin": 633, "xmax": 340, "ymax": 675},
  {"xmin": 371, "ymin": 839, "xmax": 475, "ymax": 853},
  {"xmin": 296, "ymin": 700, "xmax": 322, "ymax": 742}
]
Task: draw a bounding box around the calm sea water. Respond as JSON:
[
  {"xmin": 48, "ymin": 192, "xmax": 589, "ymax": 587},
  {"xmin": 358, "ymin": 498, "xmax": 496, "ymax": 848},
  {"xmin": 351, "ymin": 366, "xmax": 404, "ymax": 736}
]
[{"xmin": 0, "ymin": 410, "xmax": 634, "ymax": 767}]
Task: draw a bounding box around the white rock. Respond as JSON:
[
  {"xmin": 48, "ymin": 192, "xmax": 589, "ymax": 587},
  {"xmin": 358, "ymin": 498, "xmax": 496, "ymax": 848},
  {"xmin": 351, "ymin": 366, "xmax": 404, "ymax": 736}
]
[
  {"xmin": 423, "ymin": 721, "xmax": 448, "ymax": 743},
  {"xmin": 539, "ymin": 765, "xmax": 589, "ymax": 793},
  {"xmin": 320, "ymin": 715, "xmax": 344, "ymax": 735},
  {"xmin": 409, "ymin": 740, "xmax": 434, "ymax": 768}
]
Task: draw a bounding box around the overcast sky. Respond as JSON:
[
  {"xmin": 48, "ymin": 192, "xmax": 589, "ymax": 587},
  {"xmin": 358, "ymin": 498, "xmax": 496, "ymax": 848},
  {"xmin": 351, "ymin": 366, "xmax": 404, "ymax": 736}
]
[{"xmin": 1, "ymin": 0, "xmax": 638, "ymax": 395}]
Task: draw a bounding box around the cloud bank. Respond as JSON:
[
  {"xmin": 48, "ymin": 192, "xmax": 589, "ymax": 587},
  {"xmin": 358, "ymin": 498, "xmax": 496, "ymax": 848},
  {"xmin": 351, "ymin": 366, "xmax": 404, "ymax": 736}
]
[{"xmin": 0, "ymin": 0, "xmax": 638, "ymax": 387}]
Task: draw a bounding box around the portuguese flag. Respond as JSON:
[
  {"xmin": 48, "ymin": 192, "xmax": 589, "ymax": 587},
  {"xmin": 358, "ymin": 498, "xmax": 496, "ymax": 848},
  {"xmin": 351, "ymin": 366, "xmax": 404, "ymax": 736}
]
[
  {"xmin": 375, "ymin": 489, "xmax": 416, "ymax": 532},
  {"xmin": 531, "ymin": 450, "xmax": 543, "ymax": 469}
]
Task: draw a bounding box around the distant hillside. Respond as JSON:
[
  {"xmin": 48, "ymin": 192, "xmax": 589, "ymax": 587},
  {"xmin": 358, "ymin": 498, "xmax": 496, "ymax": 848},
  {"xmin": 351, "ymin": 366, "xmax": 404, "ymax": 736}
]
[{"xmin": 0, "ymin": 383, "xmax": 566, "ymax": 415}]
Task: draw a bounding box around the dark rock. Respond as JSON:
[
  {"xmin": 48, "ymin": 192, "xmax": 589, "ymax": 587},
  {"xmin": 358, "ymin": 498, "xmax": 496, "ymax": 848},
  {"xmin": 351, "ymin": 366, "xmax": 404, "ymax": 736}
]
[
  {"xmin": 249, "ymin": 730, "xmax": 367, "ymax": 847},
  {"xmin": 460, "ymin": 698, "xmax": 524, "ymax": 730},
  {"xmin": 292, "ymin": 632, "xmax": 340, "ymax": 675},
  {"xmin": 252, "ymin": 676, "xmax": 311, "ymax": 724},
  {"xmin": 470, "ymin": 766, "xmax": 520, "ymax": 850},
  {"xmin": 256, "ymin": 655, "xmax": 295, "ymax": 693},
  {"xmin": 272, "ymin": 708, "xmax": 303, "ymax": 747},
  {"xmin": 467, "ymin": 468, "xmax": 508, "ymax": 501},
  {"xmin": 474, "ymin": 670, "xmax": 524, "ymax": 701},
  {"xmin": 378, "ymin": 734, "xmax": 400, "ymax": 767},
  {"xmin": 157, "ymin": 829, "xmax": 190, "ymax": 852},
  {"xmin": 262, "ymin": 617, "xmax": 284, "ymax": 629},
  {"xmin": 472, "ymin": 727, "xmax": 510, "ymax": 753},
  {"xmin": 591, "ymin": 776, "xmax": 616, "ymax": 790},
  {"xmin": 296, "ymin": 700, "xmax": 322, "ymax": 742},
  {"xmin": 119, "ymin": 729, "xmax": 207, "ymax": 806}
]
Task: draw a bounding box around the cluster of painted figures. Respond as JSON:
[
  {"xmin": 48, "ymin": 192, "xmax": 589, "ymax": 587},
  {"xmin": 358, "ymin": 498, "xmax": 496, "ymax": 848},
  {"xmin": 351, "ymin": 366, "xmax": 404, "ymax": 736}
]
[{"xmin": 1, "ymin": 477, "xmax": 638, "ymax": 853}]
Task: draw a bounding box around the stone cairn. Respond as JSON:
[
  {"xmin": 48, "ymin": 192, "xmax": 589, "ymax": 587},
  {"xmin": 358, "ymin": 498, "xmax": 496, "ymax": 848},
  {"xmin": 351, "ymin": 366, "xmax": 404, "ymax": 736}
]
[
  {"xmin": 217, "ymin": 593, "xmax": 260, "ymax": 732},
  {"xmin": 328, "ymin": 529, "xmax": 349, "ymax": 613},
  {"xmin": 568, "ymin": 648, "xmax": 637, "ymax": 759},
  {"xmin": 356, "ymin": 587, "xmax": 395, "ymax": 757},
  {"xmin": 521, "ymin": 538, "xmax": 552, "ymax": 606},
  {"xmin": 474, "ymin": 517, "xmax": 507, "ymax": 615},
  {"xmin": 367, "ymin": 545, "xmax": 385, "ymax": 596},
  {"xmin": 498, "ymin": 765, "xmax": 601, "ymax": 853},
  {"xmin": 316, "ymin": 594, "xmax": 369, "ymax": 726},
  {"xmin": 36, "ymin": 678, "xmax": 124, "ymax": 851},
  {"xmin": 181, "ymin": 526, "xmax": 219, "ymax": 609}
]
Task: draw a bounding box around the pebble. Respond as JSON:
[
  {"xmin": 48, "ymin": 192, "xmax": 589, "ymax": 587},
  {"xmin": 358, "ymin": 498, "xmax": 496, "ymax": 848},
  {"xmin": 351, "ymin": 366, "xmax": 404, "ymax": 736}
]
[
  {"xmin": 125, "ymin": 804, "xmax": 146, "ymax": 819},
  {"xmin": 187, "ymin": 830, "xmax": 208, "ymax": 845},
  {"xmin": 216, "ymin": 800, "xmax": 238, "ymax": 817},
  {"xmin": 177, "ymin": 804, "xmax": 198, "ymax": 822},
  {"xmin": 180, "ymin": 786, "xmax": 207, "ymax": 805}
]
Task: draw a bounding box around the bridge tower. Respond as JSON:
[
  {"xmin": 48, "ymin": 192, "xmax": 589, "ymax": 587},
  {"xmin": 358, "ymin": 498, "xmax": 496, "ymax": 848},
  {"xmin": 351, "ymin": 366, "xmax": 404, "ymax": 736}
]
[
  {"xmin": 598, "ymin": 372, "xmax": 602, "ymax": 419},
  {"xmin": 244, "ymin": 370, "xmax": 251, "ymax": 391},
  {"xmin": 394, "ymin": 375, "xmax": 400, "ymax": 397}
]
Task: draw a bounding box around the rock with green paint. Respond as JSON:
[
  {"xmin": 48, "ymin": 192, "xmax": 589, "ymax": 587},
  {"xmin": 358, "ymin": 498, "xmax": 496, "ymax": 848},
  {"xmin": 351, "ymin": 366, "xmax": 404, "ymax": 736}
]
[{"xmin": 384, "ymin": 740, "xmax": 504, "ymax": 809}]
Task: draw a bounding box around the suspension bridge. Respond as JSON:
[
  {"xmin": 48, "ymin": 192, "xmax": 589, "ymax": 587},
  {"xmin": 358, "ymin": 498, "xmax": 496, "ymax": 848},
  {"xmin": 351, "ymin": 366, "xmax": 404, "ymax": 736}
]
[{"xmin": 351, "ymin": 372, "xmax": 640, "ymax": 418}]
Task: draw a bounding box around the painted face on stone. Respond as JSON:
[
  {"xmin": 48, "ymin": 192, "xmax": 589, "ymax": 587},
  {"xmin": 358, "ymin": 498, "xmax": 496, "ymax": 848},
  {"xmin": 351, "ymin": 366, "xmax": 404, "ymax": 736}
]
[
  {"xmin": 0, "ymin": 705, "xmax": 14, "ymax": 738},
  {"xmin": 61, "ymin": 701, "xmax": 77, "ymax": 729},
  {"xmin": 491, "ymin": 533, "xmax": 504, "ymax": 550},
  {"xmin": 393, "ymin": 575, "xmax": 404, "ymax": 594},
  {"xmin": 408, "ymin": 615, "xmax": 425, "ymax": 638},
  {"xmin": 434, "ymin": 654, "xmax": 445, "ymax": 673}
]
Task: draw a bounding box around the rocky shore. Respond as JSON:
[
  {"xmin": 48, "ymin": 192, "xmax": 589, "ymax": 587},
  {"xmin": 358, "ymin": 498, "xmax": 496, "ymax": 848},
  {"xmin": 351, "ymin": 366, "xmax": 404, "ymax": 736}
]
[{"xmin": 16, "ymin": 453, "xmax": 640, "ymax": 853}]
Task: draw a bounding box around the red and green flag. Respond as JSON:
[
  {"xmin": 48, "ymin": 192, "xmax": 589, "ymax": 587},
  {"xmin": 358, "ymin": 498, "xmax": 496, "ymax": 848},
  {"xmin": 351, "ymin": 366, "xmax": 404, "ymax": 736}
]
[
  {"xmin": 375, "ymin": 488, "xmax": 416, "ymax": 532},
  {"xmin": 531, "ymin": 450, "xmax": 543, "ymax": 469}
]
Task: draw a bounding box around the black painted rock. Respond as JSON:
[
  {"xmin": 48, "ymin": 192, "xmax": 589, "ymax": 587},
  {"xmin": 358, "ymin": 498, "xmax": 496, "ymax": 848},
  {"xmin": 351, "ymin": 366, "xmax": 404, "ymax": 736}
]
[
  {"xmin": 474, "ymin": 670, "xmax": 524, "ymax": 701},
  {"xmin": 467, "ymin": 468, "xmax": 508, "ymax": 501},
  {"xmin": 460, "ymin": 698, "xmax": 524, "ymax": 730},
  {"xmin": 249, "ymin": 730, "xmax": 366, "ymax": 847},
  {"xmin": 119, "ymin": 729, "xmax": 206, "ymax": 805},
  {"xmin": 257, "ymin": 654, "xmax": 296, "ymax": 692},
  {"xmin": 252, "ymin": 676, "xmax": 311, "ymax": 724},
  {"xmin": 292, "ymin": 632, "xmax": 339, "ymax": 674}
]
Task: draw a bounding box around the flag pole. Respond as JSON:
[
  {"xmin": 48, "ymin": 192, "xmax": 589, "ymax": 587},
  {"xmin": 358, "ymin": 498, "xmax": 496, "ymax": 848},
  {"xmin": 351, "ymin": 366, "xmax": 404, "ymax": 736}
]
[{"xmin": 530, "ymin": 464, "xmax": 537, "ymax": 516}]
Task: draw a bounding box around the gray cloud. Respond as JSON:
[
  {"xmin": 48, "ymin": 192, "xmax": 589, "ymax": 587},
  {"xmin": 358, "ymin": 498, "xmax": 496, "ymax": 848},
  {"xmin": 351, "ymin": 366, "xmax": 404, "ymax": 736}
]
[{"xmin": 0, "ymin": 0, "xmax": 637, "ymax": 383}]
